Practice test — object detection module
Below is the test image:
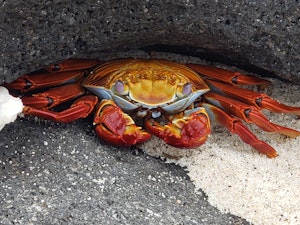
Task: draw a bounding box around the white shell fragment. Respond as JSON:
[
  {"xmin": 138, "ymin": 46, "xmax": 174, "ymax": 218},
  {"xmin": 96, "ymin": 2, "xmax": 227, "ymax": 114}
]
[{"xmin": 0, "ymin": 86, "xmax": 24, "ymax": 131}]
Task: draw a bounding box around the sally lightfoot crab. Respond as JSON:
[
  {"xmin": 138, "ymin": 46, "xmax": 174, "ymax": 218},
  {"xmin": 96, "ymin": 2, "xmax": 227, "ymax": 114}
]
[{"xmin": 3, "ymin": 58, "xmax": 300, "ymax": 158}]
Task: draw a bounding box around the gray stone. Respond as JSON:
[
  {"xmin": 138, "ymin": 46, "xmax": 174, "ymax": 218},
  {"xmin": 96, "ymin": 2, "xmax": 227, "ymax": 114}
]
[{"xmin": 1, "ymin": 0, "xmax": 300, "ymax": 83}]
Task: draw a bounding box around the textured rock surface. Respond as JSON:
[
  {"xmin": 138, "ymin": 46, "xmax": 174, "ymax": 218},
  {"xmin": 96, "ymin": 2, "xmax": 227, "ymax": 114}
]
[
  {"xmin": 0, "ymin": 117, "xmax": 249, "ymax": 225},
  {"xmin": 1, "ymin": 0, "xmax": 300, "ymax": 83}
]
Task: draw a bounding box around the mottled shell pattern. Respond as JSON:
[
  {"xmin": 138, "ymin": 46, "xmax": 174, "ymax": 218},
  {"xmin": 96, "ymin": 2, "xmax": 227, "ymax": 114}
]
[{"xmin": 83, "ymin": 59, "xmax": 209, "ymax": 114}]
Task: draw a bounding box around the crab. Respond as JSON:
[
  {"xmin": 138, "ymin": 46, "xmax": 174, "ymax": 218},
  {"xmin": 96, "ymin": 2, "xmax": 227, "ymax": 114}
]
[{"xmin": 3, "ymin": 58, "xmax": 300, "ymax": 158}]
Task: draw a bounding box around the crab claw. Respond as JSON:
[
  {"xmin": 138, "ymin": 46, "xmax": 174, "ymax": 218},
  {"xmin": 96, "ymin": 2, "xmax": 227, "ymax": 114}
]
[
  {"xmin": 93, "ymin": 99, "xmax": 151, "ymax": 146},
  {"xmin": 145, "ymin": 107, "xmax": 211, "ymax": 148}
]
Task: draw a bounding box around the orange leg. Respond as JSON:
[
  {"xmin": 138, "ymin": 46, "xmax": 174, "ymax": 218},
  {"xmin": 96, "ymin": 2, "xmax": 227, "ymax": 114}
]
[
  {"xmin": 145, "ymin": 108, "xmax": 211, "ymax": 148},
  {"xmin": 206, "ymin": 80, "xmax": 300, "ymax": 116},
  {"xmin": 23, "ymin": 95, "xmax": 98, "ymax": 123},
  {"xmin": 3, "ymin": 59, "xmax": 105, "ymax": 123},
  {"xmin": 4, "ymin": 58, "xmax": 103, "ymax": 92},
  {"xmin": 4, "ymin": 71, "xmax": 85, "ymax": 92},
  {"xmin": 202, "ymin": 103, "xmax": 278, "ymax": 158},
  {"xmin": 45, "ymin": 58, "xmax": 103, "ymax": 72},
  {"xmin": 21, "ymin": 83, "xmax": 86, "ymax": 109},
  {"xmin": 186, "ymin": 63, "xmax": 271, "ymax": 86},
  {"xmin": 93, "ymin": 100, "xmax": 151, "ymax": 146},
  {"xmin": 205, "ymin": 92, "xmax": 300, "ymax": 138}
]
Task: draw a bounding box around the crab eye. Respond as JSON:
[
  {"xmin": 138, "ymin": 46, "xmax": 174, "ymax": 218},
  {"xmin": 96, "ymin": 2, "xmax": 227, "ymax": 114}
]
[
  {"xmin": 113, "ymin": 80, "xmax": 129, "ymax": 95},
  {"xmin": 176, "ymin": 83, "xmax": 192, "ymax": 98},
  {"xmin": 115, "ymin": 80, "xmax": 124, "ymax": 93},
  {"xmin": 182, "ymin": 83, "xmax": 192, "ymax": 96}
]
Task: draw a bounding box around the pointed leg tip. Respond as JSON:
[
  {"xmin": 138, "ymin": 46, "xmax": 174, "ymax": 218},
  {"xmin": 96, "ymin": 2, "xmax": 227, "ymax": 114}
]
[{"xmin": 266, "ymin": 152, "xmax": 279, "ymax": 158}]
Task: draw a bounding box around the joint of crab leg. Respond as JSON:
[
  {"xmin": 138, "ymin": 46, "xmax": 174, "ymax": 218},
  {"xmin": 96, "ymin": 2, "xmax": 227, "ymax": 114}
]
[
  {"xmin": 23, "ymin": 95, "xmax": 98, "ymax": 123},
  {"xmin": 257, "ymin": 97, "xmax": 300, "ymax": 116},
  {"xmin": 4, "ymin": 71, "xmax": 85, "ymax": 92},
  {"xmin": 21, "ymin": 83, "xmax": 86, "ymax": 109},
  {"xmin": 145, "ymin": 108, "xmax": 211, "ymax": 148},
  {"xmin": 3, "ymin": 76, "xmax": 31, "ymax": 91},
  {"xmin": 94, "ymin": 100, "xmax": 151, "ymax": 146}
]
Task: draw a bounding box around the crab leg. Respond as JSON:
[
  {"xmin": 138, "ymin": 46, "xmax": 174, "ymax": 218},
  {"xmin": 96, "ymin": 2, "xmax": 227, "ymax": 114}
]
[
  {"xmin": 186, "ymin": 63, "xmax": 271, "ymax": 86},
  {"xmin": 21, "ymin": 83, "xmax": 86, "ymax": 109},
  {"xmin": 45, "ymin": 58, "xmax": 103, "ymax": 72},
  {"xmin": 4, "ymin": 71, "xmax": 85, "ymax": 92},
  {"xmin": 202, "ymin": 103, "xmax": 278, "ymax": 158},
  {"xmin": 4, "ymin": 59, "xmax": 103, "ymax": 92},
  {"xmin": 23, "ymin": 95, "xmax": 98, "ymax": 123},
  {"xmin": 93, "ymin": 100, "xmax": 151, "ymax": 146},
  {"xmin": 204, "ymin": 92, "xmax": 300, "ymax": 138},
  {"xmin": 206, "ymin": 80, "xmax": 300, "ymax": 116},
  {"xmin": 145, "ymin": 107, "xmax": 211, "ymax": 148}
]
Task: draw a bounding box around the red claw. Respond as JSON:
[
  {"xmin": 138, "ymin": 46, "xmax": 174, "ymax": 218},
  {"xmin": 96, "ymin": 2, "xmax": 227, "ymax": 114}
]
[
  {"xmin": 145, "ymin": 108, "xmax": 211, "ymax": 148},
  {"xmin": 94, "ymin": 100, "xmax": 151, "ymax": 146}
]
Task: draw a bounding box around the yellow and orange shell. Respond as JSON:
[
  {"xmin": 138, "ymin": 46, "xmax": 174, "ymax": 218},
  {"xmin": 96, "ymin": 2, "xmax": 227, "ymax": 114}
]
[{"xmin": 83, "ymin": 59, "xmax": 210, "ymax": 112}]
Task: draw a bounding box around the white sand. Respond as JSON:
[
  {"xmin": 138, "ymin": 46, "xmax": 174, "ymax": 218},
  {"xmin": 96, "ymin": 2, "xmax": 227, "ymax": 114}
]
[
  {"xmin": 143, "ymin": 77, "xmax": 300, "ymax": 225},
  {"xmin": 0, "ymin": 86, "xmax": 24, "ymax": 131}
]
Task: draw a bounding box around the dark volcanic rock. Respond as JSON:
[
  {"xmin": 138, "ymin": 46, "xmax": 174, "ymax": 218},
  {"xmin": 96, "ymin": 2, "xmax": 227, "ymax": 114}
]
[{"xmin": 1, "ymin": 0, "xmax": 300, "ymax": 83}]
